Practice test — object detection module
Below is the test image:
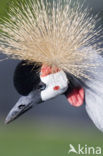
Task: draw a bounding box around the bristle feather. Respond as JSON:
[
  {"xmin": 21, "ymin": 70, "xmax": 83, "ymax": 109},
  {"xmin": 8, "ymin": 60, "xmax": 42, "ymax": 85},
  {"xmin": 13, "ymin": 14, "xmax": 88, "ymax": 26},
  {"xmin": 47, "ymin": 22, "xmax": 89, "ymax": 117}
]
[{"xmin": 0, "ymin": 0, "xmax": 103, "ymax": 79}]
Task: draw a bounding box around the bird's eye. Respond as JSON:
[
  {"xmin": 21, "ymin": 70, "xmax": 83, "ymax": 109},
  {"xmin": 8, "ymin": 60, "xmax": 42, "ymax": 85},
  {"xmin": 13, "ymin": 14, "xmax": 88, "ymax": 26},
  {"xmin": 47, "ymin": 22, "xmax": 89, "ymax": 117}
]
[{"xmin": 38, "ymin": 82, "xmax": 46, "ymax": 91}]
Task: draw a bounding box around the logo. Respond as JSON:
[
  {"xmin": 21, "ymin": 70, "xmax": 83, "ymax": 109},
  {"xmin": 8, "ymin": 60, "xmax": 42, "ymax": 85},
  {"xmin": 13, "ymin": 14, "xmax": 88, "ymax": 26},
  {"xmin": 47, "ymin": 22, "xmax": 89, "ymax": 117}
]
[{"xmin": 68, "ymin": 144, "xmax": 102, "ymax": 155}]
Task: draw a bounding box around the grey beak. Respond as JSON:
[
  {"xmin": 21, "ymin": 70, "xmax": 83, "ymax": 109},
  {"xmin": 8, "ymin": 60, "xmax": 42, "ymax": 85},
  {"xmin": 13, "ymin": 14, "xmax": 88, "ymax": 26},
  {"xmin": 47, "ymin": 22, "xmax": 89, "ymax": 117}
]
[{"xmin": 5, "ymin": 90, "xmax": 41, "ymax": 124}]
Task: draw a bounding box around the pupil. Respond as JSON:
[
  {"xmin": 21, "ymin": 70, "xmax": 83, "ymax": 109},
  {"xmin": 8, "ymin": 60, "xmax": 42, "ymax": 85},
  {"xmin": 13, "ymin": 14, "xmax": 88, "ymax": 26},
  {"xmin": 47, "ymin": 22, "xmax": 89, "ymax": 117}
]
[{"xmin": 38, "ymin": 82, "xmax": 46, "ymax": 90}]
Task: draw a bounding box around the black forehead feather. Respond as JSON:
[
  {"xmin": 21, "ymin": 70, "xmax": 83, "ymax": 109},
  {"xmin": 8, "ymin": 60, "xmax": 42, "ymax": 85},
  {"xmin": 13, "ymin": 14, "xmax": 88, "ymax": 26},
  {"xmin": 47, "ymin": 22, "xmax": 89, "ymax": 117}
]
[{"xmin": 13, "ymin": 61, "xmax": 41, "ymax": 96}]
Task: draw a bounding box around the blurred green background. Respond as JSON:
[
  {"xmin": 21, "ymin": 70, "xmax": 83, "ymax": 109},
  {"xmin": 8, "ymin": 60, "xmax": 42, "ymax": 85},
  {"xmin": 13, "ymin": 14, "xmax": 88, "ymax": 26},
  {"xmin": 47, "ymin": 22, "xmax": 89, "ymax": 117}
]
[
  {"xmin": 0, "ymin": 0, "xmax": 103, "ymax": 156},
  {"xmin": 0, "ymin": 120, "xmax": 103, "ymax": 156}
]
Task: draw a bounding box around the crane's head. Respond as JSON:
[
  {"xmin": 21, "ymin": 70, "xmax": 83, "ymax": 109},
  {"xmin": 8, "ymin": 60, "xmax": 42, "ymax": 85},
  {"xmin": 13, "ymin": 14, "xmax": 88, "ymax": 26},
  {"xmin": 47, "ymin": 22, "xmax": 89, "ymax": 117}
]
[{"xmin": 5, "ymin": 61, "xmax": 85, "ymax": 124}]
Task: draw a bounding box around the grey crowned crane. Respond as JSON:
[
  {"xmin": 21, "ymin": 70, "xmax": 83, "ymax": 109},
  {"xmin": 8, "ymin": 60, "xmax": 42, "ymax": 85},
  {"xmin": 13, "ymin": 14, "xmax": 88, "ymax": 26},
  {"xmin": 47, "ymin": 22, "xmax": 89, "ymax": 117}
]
[
  {"xmin": 5, "ymin": 60, "xmax": 84, "ymax": 124},
  {"xmin": 0, "ymin": 0, "xmax": 103, "ymax": 132}
]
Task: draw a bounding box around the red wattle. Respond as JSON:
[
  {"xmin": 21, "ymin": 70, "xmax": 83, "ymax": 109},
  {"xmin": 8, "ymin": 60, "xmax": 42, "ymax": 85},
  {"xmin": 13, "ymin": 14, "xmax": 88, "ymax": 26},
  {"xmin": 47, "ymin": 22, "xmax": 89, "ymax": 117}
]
[{"xmin": 67, "ymin": 87, "xmax": 84, "ymax": 107}]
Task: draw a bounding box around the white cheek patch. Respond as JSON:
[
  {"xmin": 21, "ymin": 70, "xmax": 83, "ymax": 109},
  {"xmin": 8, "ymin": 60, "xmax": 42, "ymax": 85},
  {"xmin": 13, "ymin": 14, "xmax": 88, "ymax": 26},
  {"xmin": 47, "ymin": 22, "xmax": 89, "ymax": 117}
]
[{"xmin": 40, "ymin": 70, "xmax": 68, "ymax": 101}]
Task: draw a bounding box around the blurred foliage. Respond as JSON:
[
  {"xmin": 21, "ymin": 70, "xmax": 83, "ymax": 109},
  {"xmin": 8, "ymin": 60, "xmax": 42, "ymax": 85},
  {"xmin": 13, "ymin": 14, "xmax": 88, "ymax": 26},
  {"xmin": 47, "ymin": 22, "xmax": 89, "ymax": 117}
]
[
  {"xmin": 0, "ymin": 121, "xmax": 103, "ymax": 156},
  {"xmin": 0, "ymin": 0, "xmax": 14, "ymax": 18},
  {"xmin": 0, "ymin": 0, "xmax": 34, "ymax": 18}
]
